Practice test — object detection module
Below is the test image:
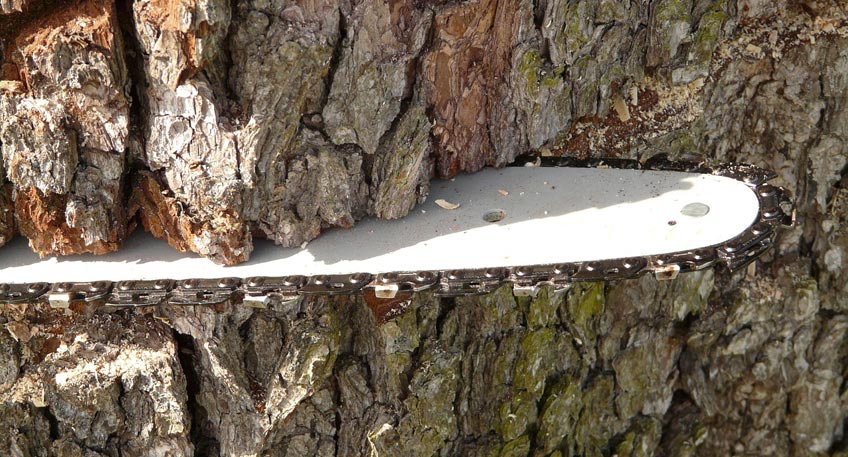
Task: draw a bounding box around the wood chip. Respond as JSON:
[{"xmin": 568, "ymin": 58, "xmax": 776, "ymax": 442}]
[
  {"xmin": 5, "ymin": 321, "xmax": 32, "ymax": 343},
  {"xmin": 524, "ymin": 157, "xmax": 541, "ymax": 167},
  {"xmin": 498, "ymin": 189, "xmax": 509, "ymax": 196},
  {"xmin": 435, "ymin": 199, "xmax": 460, "ymax": 210},
  {"xmin": 629, "ymin": 86, "xmax": 639, "ymax": 106},
  {"xmin": 613, "ymin": 95, "xmax": 631, "ymax": 122}
]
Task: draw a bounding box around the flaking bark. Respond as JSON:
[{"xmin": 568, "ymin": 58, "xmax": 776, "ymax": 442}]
[{"xmin": 0, "ymin": 0, "xmax": 129, "ymax": 256}]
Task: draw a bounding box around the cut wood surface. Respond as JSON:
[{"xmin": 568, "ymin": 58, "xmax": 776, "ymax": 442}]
[{"xmin": 1, "ymin": 0, "xmax": 848, "ymax": 456}]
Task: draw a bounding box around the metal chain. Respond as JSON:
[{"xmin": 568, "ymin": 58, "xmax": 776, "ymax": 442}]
[{"xmin": 0, "ymin": 154, "xmax": 794, "ymax": 309}]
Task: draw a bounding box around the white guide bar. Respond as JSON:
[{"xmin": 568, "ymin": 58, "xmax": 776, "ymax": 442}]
[{"xmin": 0, "ymin": 167, "xmax": 760, "ymax": 283}]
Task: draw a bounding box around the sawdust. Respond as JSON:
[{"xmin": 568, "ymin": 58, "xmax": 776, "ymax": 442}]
[
  {"xmin": 13, "ymin": 0, "xmax": 115, "ymax": 57},
  {"xmin": 552, "ymin": 78, "xmax": 705, "ymax": 158},
  {"xmin": 711, "ymin": 7, "xmax": 848, "ymax": 77}
]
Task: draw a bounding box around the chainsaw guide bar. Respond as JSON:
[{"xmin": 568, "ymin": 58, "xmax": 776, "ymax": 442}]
[{"xmin": 0, "ymin": 155, "xmax": 793, "ymax": 309}]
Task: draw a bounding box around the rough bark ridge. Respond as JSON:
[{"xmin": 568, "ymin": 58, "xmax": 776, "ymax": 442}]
[
  {"xmin": 3, "ymin": 0, "xmax": 563, "ymax": 264},
  {"xmin": 1, "ymin": 0, "xmax": 130, "ymax": 256},
  {"xmin": 2, "ymin": 0, "xmax": 848, "ymax": 456}
]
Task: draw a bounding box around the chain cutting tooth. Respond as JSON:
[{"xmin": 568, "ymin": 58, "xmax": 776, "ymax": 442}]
[
  {"xmin": 436, "ymin": 268, "xmax": 506, "ymax": 297},
  {"xmin": 48, "ymin": 281, "xmax": 112, "ymax": 309},
  {"xmin": 571, "ymin": 258, "xmax": 647, "ymax": 281},
  {"xmin": 0, "ymin": 282, "xmax": 50, "ymax": 305},
  {"xmin": 719, "ymin": 223, "xmax": 772, "ymax": 256},
  {"xmin": 650, "ymin": 248, "xmax": 717, "ymax": 280},
  {"xmin": 170, "ymin": 278, "xmax": 240, "ymax": 306},
  {"xmin": 372, "ymin": 273, "xmax": 401, "ymax": 299},
  {"xmin": 365, "ymin": 272, "xmax": 439, "ymax": 299},
  {"xmin": 777, "ymin": 187, "xmax": 796, "ymax": 226},
  {"xmin": 300, "ymin": 273, "xmax": 372, "ymax": 295},
  {"xmin": 724, "ymin": 237, "xmax": 775, "ymax": 271},
  {"xmin": 107, "ymin": 279, "xmax": 174, "ymax": 307},
  {"xmin": 242, "ymin": 276, "xmax": 305, "ymax": 308},
  {"xmin": 511, "ymin": 265, "xmax": 541, "ymax": 297},
  {"xmin": 510, "ymin": 264, "xmax": 576, "ymax": 297},
  {"xmin": 757, "ymin": 184, "xmax": 795, "ymax": 226},
  {"xmin": 652, "ymin": 264, "xmax": 681, "ymax": 281}
]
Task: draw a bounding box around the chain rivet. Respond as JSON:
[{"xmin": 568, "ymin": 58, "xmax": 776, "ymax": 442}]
[
  {"xmin": 751, "ymin": 222, "xmax": 771, "ymax": 235},
  {"xmin": 380, "ymin": 273, "xmax": 397, "ymax": 283},
  {"xmin": 484, "ymin": 268, "xmax": 500, "ymax": 278},
  {"xmin": 416, "ymin": 271, "xmax": 434, "ymax": 282},
  {"xmin": 759, "ymin": 184, "xmax": 775, "ymax": 198}
]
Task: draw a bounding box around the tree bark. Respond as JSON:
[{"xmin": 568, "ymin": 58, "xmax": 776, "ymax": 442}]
[{"xmin": 1, "ymin": 0, "xmax": 848, "ymax": 456}]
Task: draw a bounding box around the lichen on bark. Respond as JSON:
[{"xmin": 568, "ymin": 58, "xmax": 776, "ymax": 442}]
[
  {"xmin": 0, "ymin": 308, "xmax": 192, "ymax": 455},
  {"xmin": 322, "ymin": 0, "xmax": 432, "ymax": 156}
]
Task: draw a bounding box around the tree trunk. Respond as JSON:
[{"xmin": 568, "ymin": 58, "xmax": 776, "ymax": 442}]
[{"xmin": 1, "ymin": 0, "xmax": 848, "ymax": 455}]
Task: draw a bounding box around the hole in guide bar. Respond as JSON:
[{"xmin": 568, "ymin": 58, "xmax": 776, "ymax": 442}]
[
  {"xmin": 681, "ymin": 202, "xmax": 710, "ymax": 217},
  {"xmin": 483, "ymin": 209, "xmax": 507, "ymax": 223}
]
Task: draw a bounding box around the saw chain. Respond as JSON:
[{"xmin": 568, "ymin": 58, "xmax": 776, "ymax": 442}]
[{"xmin": 0, "ymin": 154, "xmax": 794, "ymax": 312}]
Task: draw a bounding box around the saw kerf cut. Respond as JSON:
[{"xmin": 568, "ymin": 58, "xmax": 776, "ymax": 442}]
[{"xmin": 0, "ymin": 155, "xmax": 794, "ymax": 311}]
